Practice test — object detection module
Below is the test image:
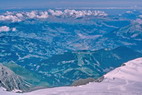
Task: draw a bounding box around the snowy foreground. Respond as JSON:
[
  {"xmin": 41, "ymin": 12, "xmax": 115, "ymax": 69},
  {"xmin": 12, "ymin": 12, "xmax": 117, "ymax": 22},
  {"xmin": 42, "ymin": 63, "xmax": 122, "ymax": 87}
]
[{"xmin": 1, "ymin": 58, "xmax": 142, "ymax": 95}]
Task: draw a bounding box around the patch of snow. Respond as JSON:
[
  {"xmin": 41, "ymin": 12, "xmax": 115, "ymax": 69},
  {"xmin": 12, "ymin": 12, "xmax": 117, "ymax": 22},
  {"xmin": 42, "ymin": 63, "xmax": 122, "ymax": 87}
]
[
  {"xmin": 0, "ymin": 88, "xmax": 20, "ymax": 95},
  {"xmin": 77, "ymin": 33, "xmax": 102, "ymax": 39},
  {"xmin": 126, "ymin": 11, "xmax": 132, "ymax": 13},
  {"xmin": 134, "ymin": 19, "xmax": 142, "ymax": 24},
  {"xmin": 0, "ymin": 26, "xmax": 16, "ymax": 32},
  {"xmin": 18, "ymin": 54, "xmax": 47, "ymax": 60},
  {"xmin": 139, "ymin": 15, "xmax": 142, "ymax": 18}
]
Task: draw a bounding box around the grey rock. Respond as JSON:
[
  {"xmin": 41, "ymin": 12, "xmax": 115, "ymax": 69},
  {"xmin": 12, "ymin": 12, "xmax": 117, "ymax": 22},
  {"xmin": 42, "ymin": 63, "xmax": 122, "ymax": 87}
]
[
  {"xmin": 0, "ymin": 64, "xmax": 31, "ymax": 92},
  {"xmin": 72, "ymin": 76, "xmax": 104, "ymax": 86}
]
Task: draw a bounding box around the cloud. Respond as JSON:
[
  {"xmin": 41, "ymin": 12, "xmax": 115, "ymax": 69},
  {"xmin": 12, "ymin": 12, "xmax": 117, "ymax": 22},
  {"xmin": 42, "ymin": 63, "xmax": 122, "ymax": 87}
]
[
  {"xmin": 0, "ymin": 26, "xmax": 16, "ymax": 32},
  {"xmin": 0, "ymin": 15, "xmax": 21, "ymax": 22},
  {"xmin": 12, "ymin": 28, "xmax": 16, "ymax": 31},
  {"xmin": 0, "ymin": 26, "xmax": 10, "ymax": 32},
  {"xmin": 63, "ymin": 9, "xmax": 108, "ymax": 18},
  {"xmin": 26, "ymin": 11, "xmax": 37, "ymax": 19},
  {"xmin": 25, "ymin": 11, "xmax": 49, "ymax": 19},
  {"xmin": 0, "ymin": 9, "xmax": 108, "ymax": 22},
  {"xmin": 48, "ymin": 9, "xmax": 63, "ymax": 16},
  {"xmin": 37, "ymin": 11, "xmax": 49, "ymax": 19}
]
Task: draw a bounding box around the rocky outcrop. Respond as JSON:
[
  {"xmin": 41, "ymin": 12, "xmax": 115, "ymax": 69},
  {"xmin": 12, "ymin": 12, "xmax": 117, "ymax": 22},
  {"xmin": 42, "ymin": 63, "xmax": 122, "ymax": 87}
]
[
  {"xmin": 0, "ymin": 64, "xmax": 31, "ymax": 92},
  {"xmin": 72, "ymin": 76, "xmax": 104, "ymax": 86}
]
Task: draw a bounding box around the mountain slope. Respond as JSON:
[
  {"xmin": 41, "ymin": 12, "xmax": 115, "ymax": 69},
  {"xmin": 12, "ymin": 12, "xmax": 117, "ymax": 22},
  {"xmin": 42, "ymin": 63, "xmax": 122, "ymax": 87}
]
[
  {"xmin": 1, "ymin": 57, "xmax": 142, "ymax": 95},
  {"xmin": 1, "ymin": 46, "xmax": 142, "ymax": 88},
  {"xmin": 27, "ymin": 46, "xmax": 142, "ymax": 87},
  {"xmin": 22, "ymin": 57, "xmax": 142, "ymax": 95},
  {"xmin": 3, "ymin": 62, "xmax": 49, "ymax": 88},
  {"xmin": 0, "ymin": 64, "xmax": 30, "ymax": 92}
]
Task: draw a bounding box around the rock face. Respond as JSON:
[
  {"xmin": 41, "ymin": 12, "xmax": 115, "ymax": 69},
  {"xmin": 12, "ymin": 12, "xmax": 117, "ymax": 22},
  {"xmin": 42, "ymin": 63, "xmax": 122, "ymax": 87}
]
[
  {"xmin": 72, "ymin": 76, "xmax": 104, "ymax": 86},
  {"xmin": 0, "ymin": 64, "xmax": 30, "ymax": 92},
  {"xmin": 72, "ymin": 78, "xmax": 96, "ymax": 86}
]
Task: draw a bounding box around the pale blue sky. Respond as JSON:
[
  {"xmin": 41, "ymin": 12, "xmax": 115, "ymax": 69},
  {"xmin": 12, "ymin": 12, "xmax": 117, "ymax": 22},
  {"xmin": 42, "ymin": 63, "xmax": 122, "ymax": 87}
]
[{"xmin": 0, "ymin": 0, "xmax": 142, "ymax": 9}]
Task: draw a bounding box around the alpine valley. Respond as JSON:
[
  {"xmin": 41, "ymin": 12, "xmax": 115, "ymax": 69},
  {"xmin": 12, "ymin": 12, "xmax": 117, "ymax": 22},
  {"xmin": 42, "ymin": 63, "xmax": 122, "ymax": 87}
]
[{"xmin": 0, "ymin": 9, "xmax": 142, "ymax": 94}]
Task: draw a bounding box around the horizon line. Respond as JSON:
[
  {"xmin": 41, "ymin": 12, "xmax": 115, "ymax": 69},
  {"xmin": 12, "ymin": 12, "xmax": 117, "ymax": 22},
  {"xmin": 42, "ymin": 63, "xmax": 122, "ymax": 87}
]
[{"xmin": 0, "ymin": 6, "xmax": 142, "ymax": 10}]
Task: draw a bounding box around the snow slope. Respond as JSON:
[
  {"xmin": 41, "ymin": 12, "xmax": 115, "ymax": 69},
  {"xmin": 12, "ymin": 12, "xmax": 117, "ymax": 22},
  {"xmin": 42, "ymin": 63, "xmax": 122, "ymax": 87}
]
[{"xmin": 1, "ymin": 58, "xmax": 142, "ymax": 95}]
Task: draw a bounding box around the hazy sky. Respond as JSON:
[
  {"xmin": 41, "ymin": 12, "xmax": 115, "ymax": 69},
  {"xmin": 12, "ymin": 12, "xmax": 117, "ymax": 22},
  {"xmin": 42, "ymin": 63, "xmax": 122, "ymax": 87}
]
[{"xmin": 0, "ymin": 0, "xmax": 142, "ymax": 9}]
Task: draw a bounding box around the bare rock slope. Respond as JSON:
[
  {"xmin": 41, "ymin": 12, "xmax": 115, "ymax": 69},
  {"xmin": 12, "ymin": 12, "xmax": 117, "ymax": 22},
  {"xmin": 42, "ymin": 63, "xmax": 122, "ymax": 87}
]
[{"xmin": 0, "ymin": 64, "xmax": 30, "ymax": 92}]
